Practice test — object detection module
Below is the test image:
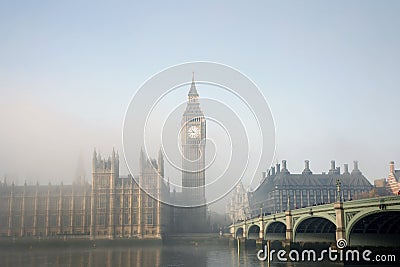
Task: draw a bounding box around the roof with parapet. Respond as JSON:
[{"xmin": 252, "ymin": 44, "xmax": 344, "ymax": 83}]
[{"xmin": 250, "ymin": 163, "xmax": 372, "ymax": 205}]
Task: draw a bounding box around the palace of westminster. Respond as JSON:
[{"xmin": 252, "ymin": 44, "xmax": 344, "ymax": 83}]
[
  {"xmin": 0, "ymin": 76, "xmax": 396, "ymax": 239},
  {"xmin": 0, "ymin": 76, "xmax": 208, "ymax": 239}
]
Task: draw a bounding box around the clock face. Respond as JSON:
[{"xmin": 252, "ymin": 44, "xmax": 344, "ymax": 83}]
[{"xmin": 187, "ymin": 125, "xmax": 200, "ymax": 138}]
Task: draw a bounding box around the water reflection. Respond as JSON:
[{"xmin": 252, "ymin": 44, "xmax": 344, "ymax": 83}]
[{"xmin": 0, "ymin": 243, "xmax": 341, "ymax": 267}]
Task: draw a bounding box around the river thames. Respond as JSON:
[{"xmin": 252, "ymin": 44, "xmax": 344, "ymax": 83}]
[{"xmin": 0, "ymin": 242, "xmax": 342, "ymax": 267}]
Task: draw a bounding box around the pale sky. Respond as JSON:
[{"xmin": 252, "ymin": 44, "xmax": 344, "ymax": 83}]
[{"xmin": 1, "ymin": 1, "xmax": 400, "ymax": 211}]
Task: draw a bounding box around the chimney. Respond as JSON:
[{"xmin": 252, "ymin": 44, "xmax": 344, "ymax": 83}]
[
  {"xmin": 281, "ymin": 160, "xmax": 290, "ymax": 174},
  {"xmin": 328, "ymin": 160, "xmax": 336, "ymax": 174},
  {"xmin": 302, "ymin": 160, "xmax": 312, "ymax": 174},
  {"xmin": 343, "ymin": 164, "xmax": 349, "ymax": 174},
  {"xmin": 389, "ymin": 161, "xmax": 395, "ymax": 173},
  {"xmin": 276, "ymin": 163, "xmax": 281, "ymax": 173},
  {"xmin": 351, "ymin": 160, "xmax": 362, "ymax": 175},
  {"xmin": 271, "ymin": 166, "xmax": 275, "ymax": 176}
]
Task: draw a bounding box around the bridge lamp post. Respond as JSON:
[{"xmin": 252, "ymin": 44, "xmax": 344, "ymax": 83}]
[
  {"xmin": 244, "ymin": 217, "xmax": 247, "ymax": 239},
  {"xmin": 274, "ymin": 185, "xmax": 278, "ymax": 213},
  {"xmin": 336, "ymin": 179, "xmax": 342, "ymax": 203},
  {"xmin": 232, "ymin": 213, "xmax": 235, "ymax": 238}
]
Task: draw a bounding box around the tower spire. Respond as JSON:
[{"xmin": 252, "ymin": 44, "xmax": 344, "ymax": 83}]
[{"xmin": 188, "ymin": 72, "xmax": 199, "ymax": 102}]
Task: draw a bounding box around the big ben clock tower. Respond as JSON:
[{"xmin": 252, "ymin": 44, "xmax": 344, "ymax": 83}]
[{"xmin": 180, "ymin": 73, "xmax": 207, "ymax": 232}]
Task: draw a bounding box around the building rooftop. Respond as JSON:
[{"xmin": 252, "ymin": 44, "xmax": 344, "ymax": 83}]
[{"xmin": 251, "ymin": 160, "xmax": 372, "ymax": 206}]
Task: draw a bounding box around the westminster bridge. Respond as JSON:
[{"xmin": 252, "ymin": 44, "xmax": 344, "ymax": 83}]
[{"xmin": 229, "ymin": 196, "xmax": 400, "ymax": 247}]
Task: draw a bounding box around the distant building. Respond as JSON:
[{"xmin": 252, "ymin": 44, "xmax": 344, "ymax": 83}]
[
  {"xmin": 0, "ymin": 75, "xmax": 210, "ymax": 238},
  {"xmin": 74, "ymin": 153, "xmax": 86, "ymax": 185},
  {"xmin": 0, "ymin": 149, "xmax": 170, "ymax": 239},
  {"xmin": 374, "ymin": 178, "xmax": 389, "ymax": 196},
  {"xmin": 249, "ymin": 160, "xmax": 372, "ymax": 216},
  {"xmin": 387, "ymin": 161, "xmax": 400, "ymax": 195},
  {"xmin": 226, "ymin": 182, "xmax": 250, "ymax": 223}
]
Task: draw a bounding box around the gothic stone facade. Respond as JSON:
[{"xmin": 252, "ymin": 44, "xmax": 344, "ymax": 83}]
[
  {"xmin": 0, "ymin": 149, "xmax": 169, "ymax": 239},
  {"xmin": 226, "ymin": 181, "xmax": 250, "ymax": 223}
]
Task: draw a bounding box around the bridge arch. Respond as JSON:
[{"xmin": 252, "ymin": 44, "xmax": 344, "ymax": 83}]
[
  {"xmin": 264, "ymin": 218, "xmax": 286, "ymax": 231},
  {"xmin": 293, "ymin": 214, "xmax": 336, "ymax": 233},
  {"xmin": 235, "ymin": 227, "xmax": 244, "ymax": 239},
  {"xmin": 247, "ymin": 224, "xmax": 260, "ymax": 240},
  {"xmin": 293, "ymin": 215, "xmax": 336, "ymax": 243},
  {"xmin": 265, "ymin": 221, "xmax": 286, "ymax": 241},
  {"xmin": 347, "ymin": 210, "xmax": 400, "ymax": 247}
]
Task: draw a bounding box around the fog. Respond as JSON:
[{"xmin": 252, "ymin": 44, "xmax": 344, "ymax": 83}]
[
  {"xmin": 2, "ymin": 79, "xmax": 400, "ymax": 214},
  {"xmin": 0, "ymin": 91, "xmax": 124, "ymax": 185},
  {"xmin": 1, "ymin": 1, "xmax": 400, "ymax": 214}
]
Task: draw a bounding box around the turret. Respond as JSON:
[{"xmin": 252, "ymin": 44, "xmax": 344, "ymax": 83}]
[
  {"xmin": 92, "ymin": 149, "xmax": 97, "ymax": 172},
  {"xmin": 116, "ymin": 150, "xmax": 119, "ymax": 177},
  {"xmin": 75, "ymin": 153, "xmax": 86, "ymax": 185},
  {"xmin": 92, "ymin": 149, "xmax": 119, "ymax": 187},
  {"xmin": 158, "ymin": 147, "xmax": 164, "ymax": 178},
  {"xmin": 139, "ymin": 148, "xmax": 145, "ymax": 173},
  {"xmin": 111, "ymin": 147, "xmax": 119, "ymax": 178}
]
